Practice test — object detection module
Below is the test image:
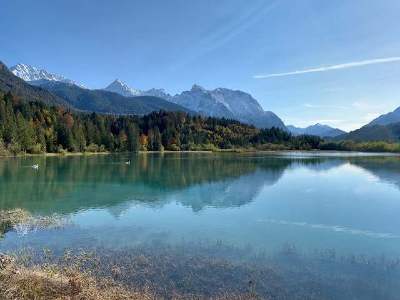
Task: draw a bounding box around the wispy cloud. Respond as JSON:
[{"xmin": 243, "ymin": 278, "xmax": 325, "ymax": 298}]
[
  {"xmin": 254, "ymin": 56, "xmax": 400, "ymax": 79},
  {"xmin": 284, "ymin": 117, "xmax": 345, "ymax": 127},
  {"xmin": 351, "ymin": 101, "xmax": 384, "ymax": 110},
  {"xmin": 304, "ymin": 103, "xmax": 348, "ymax": 109},
  {"xmin": 311, "ymin": 119, "xmax": 345, "ymax": 125}
]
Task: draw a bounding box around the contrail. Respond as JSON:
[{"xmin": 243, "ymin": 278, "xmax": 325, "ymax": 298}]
[{"xmin": 254, "ymin": 56, "xmax": 400, "ymax": 79}]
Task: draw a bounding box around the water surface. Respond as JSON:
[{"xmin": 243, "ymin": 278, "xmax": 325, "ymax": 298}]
[{"xmin": 1, "ymin": 152, "xmax": 400, "ymax": 257}]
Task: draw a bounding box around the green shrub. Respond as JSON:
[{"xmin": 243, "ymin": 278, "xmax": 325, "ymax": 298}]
[
  {"xmin": 85, "ymin": 143, "xmax": 99, "ymax": 153},
  {"xmin": 28, "ymin": 143, "xmax": 45, "ymax": 154}
]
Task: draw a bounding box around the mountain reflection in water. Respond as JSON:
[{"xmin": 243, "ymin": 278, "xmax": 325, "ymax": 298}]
[{"xmin": 0, "ymin": 153, "xmax": 399, "ymax": 216}]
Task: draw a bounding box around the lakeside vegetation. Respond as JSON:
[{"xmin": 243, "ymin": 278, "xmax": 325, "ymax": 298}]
[
  {"xmin": 320, "ymin": 140, "xmax": 400, "ymax": 153},
  {"xmin": 0, "ymin": 92, "xmax": 322, "ymax": 155},
  {"xmin": 1, "ymin": 92, "xmax": 399, "ymax": 156}
]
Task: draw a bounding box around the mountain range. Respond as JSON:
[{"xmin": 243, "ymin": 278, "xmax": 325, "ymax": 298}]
[
  {"xmin": 10, "ymin": 63, "xmax": 85, "ymax": 88},
  {"xmin": 103, "ymin": 79, "xmax": 286, "ymax": 129},
  {"xmin": 287, "ymin": 124, "xmax": 346, "ymax": 137},
  {"xmin": 29, "ymin": 80, "xmax": 191, "ymax": 115},
  {"xmin": 0, "ymin": 61, "xmax": 68, "ymax": 107},
  {"xmin": 10, "ymin": 64, "xmax": 286, "ymax": 129},
  {"xmin": 1, "ymin": 62, "xmax": 189, "ymax": 115},
  {"xmin": 104, "ymin": 79, "xmax": 172, "ymax": 100},
  {"xmin": 7, "ymin": 62, "xmax": 400, "ymax": 139}
]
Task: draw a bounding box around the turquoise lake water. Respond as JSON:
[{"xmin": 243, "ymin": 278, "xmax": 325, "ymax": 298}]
[{"xmin": 1, "ymin": 152, "xmax": 400, "ymax": 258}]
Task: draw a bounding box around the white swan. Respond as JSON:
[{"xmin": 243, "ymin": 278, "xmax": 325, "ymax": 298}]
[{"xmin": 32, "ymin": 164, "xmax": 39, "ymax": 170}]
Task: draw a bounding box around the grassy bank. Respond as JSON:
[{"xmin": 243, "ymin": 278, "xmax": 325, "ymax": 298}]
[{"xmin": 1, "ymin": 147, "xmax": 400, "ymax": 160}]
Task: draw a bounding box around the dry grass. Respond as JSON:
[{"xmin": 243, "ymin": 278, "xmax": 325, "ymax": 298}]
[
  {"xmin": 0, "ymin": 254, "xmax": 155, "ymax": 300},
  {"xmin": 0, "ymin": 253, "xmax": 260, "ymax": 300},
  {"xmin": 0, "ymin": 209, "xmax": 68, "ymax": 238},
  {"xmin": 0, "ymin": 209, "xmax": 30, "ymax": 238},
  {"xmin": 0, "ymin": 209, "xmax": 31, "ymax": 226},
  {"xmin": 0, "ymin": 209, "xmax": 260, "ymax": 299}
]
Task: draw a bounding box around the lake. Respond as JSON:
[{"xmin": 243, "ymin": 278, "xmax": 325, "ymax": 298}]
[{"xmin": 1, "ymin": 152, "xmax": 400, "ymax": 298}]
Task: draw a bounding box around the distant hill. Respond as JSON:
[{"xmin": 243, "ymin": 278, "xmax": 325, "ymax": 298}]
[
  {"xmin": 337, "ymin": 122, "xmax": 400, "ymax": 142},
  {"xmin": 288, "ymin": 123, "xmax": 346, "ymax": 137},
  {"xmin": 0, "ymin": 61, "xmax": 67, "ymax": 106},
  {"xmin": 30, "ymin": 80, "xmax": 192, "ymax": 115},
  {"xmin": 367, "ymin": 106, "xmax": 400, "ymax": 126}
]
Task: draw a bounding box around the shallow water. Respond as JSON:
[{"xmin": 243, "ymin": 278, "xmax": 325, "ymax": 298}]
[{"xmin": 1, "ymin": 152, "xmax": 400, "ymax": 258}]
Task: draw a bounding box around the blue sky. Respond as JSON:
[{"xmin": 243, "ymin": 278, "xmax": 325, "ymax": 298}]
[{"xmin": 1, "ymin": 0, "xmax": 399, "ymax": 131}]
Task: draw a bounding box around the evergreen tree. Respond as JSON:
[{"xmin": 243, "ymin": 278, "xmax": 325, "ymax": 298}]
[
  {"xmin": 0, "ymin": 93, "xmax": 329, "ymax": 155},
  {"xmin": 127, "ymin": 123, "xmax": 139, "ymax": 152}
]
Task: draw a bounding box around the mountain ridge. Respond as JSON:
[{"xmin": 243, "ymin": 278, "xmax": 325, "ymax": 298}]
[
  {"xmin": 0, "ymin": 61, "xmax": 68, "ymax": 107},
  {"xmin": 30, "ymin": 80, "xmax": 192, "ymax": 115},
  {"xmin": 367, "ymin": 106, "xmax": 400, "ymax": 127},
  {"xmin": 10, "ymin": 63, "xmax": 85, "ymax": 88},
  {"xmin": 104, "ymin": 79, "xmax": 141, "ymax": 97},
  {"xmin": 171, "ymin": 84, "xmax": 286, "ymax": 129},
  {"xmin": 11, "ymin": 63, "xmax": 286, "ymax": 130},
  {"xmin": 336, "ymin": 122, "xmax": 400, "ymax": 142}
]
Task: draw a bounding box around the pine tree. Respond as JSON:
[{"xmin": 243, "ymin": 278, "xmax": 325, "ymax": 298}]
[{"xmin": 127, "ymin": 123, "xmax": 139, "ymax": 152}]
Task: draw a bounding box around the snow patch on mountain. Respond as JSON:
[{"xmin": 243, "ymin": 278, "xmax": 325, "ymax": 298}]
[
  {"xmin": 104, "ymin": 79, "xmax": 142, "ymax": 97},
  {"xmin": 10, "ymin": 63, "xmax": 85, "ymax": 88},
  {"xmin": 104, "ymin": 79, "xmax": 172, "ymax": 100},
  {"xmin": 171, "ymin": 84, "xmax": 286, "ymax": 129},
  {"xmin": 104, "ymin": 80, "xmax": 286, "ymax": 129}
]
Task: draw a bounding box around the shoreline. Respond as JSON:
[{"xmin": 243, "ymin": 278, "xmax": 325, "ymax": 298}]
[{"xmin": 0, "ymin": 149, "xmax": 399, "ymax": 159}]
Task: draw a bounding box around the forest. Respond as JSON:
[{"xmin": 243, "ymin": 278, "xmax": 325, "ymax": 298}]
[
  {"xmin": 0, "ymin": 92, "xmax": 323, "ymax": 155},
  {"xmin": 1, "ymin": 92, "xmax": 399, "ymax": 155}
]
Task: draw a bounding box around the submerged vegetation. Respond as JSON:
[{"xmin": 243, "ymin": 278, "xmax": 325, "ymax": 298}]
[
  {"xmin": 0, "ymin": 252, "xmax": 259, "ymax": 300},
  {"xmin": 2, "ymin": 208, "xmax": 399, "ymax": 299},
  {"xmin": 0, "ymin": 209, "xmax": 31, "ymax": 238},
  {"xmin": 1, "ymin": 207, "xmax": 400, "ymax": 299},
  {"xmin": 0, "ymin": 209, "xmax": 68, "ymax": 239},
  {"xmin": 1, "ymin": 241, "xmax": 400, "ymax": 300},
  {"xmin": 0, "ymin": 257, "xmax": 154, "ymax": 300}
]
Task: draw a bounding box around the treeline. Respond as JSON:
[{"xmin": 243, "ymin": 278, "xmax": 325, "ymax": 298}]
[
  {"xmin": 320, "ymin": 140, "xmax": 400, "ymax": 153},
  {"xmin": 0, "ymin": 92, "xmax": 324, "ymax": 155}
]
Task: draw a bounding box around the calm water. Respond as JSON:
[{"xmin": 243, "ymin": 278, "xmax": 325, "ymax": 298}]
[{"xmin": 1, "ymin": 152, "xmax": 400, "ymax": 257}]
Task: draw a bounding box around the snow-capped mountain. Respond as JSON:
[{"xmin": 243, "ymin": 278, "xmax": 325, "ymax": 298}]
[
  {"xmin": 170, "ymin": 85, "xmax": 286, "ymax": 129},
  {"xmin": 141, "ymin": 88, "xmax": 172, "ymax": 101},
  {"xmin": 104, "ymin": 79, "xmax": 142, "ymax": 97},
  {"xmin": 104, "ymin": 81, "xmax": 285, "ymax": 129},
  {"xmin": 10, "ymin": 63, "xmax": 84, "ymax": 87},
  {"xmin": 104, "ymin": 79, "xmax": 172, "ymax": 100},
  {"xmin": 11, "ymin": 63, "xmax": 285, "ymax": 129},
  {"xmin": 287, "ymin": 124, "xmax": 346, "ymax": 137}
]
